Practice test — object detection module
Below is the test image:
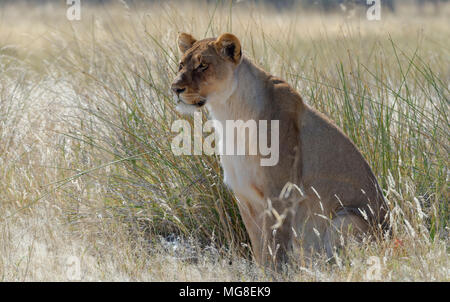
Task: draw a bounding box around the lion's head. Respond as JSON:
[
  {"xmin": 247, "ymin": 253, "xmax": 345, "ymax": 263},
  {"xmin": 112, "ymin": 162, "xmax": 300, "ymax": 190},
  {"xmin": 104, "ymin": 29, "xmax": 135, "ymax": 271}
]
[{"xmin": 171, "ymin": 33, "xmax": 242, "ymax": 113}]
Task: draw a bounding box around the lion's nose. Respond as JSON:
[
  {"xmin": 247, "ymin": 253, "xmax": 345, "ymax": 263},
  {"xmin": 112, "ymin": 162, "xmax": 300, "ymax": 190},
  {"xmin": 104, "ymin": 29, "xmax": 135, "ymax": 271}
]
[{"xmin": 171, "ymin": 86, "xmax": 186, "ymax": 96}]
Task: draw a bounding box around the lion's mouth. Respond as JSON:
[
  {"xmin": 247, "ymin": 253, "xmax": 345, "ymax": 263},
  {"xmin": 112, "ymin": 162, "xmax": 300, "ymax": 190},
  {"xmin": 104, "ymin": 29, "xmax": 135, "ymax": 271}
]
[
  {"xmin": 177, "ymin": 96, "xmax": 207, "ymax": 108},
  {"xmin": 196, "ymin": 99, "xmax": 206, "ymax": 107}
]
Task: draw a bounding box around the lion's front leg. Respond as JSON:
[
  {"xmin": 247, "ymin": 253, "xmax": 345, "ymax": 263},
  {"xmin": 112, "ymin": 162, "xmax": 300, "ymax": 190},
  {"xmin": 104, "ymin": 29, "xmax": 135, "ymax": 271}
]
[
  {"xmin": 236, "ymin": 193, "xmax": 299, "ymax": 268},
  {"xmin": 261, "ymin": 197, "xmax": 297, "ymax": 270},
  {"xmin": 234, "ymin": 195, "xmax": 265, "ymax": 264}
]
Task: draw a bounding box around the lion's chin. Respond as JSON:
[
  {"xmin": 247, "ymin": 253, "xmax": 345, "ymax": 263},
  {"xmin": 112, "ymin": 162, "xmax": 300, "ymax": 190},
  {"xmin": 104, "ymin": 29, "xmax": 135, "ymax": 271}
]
[{"xmin": 175, "ymin": 98, "xmax": 207, "ymax": 115}]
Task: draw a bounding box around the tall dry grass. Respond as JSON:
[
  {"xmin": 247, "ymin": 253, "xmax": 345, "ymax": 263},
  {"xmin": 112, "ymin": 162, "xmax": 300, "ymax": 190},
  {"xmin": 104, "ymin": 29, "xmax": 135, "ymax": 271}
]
[{"xmin": 0, "ymin": 0, "xmax": 448, "ymax": 281}]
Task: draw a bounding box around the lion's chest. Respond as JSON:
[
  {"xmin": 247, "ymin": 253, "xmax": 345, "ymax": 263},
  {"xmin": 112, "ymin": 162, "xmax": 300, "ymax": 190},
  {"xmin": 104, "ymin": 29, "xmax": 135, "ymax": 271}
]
[
  {"xmin": 208, "ymin": 105, "xmax": 266, "ymax": 207},
  {"xmin": 220, "ymin": 154, "xmax": 265, "ymax": 206}
]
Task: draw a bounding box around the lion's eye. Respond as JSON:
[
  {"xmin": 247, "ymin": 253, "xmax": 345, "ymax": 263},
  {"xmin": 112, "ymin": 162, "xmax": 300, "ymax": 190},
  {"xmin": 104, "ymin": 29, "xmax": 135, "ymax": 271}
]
[
  {"xmin": 197, "ymin": 63, "xmax": 209, "ymax": 71},
  {"xmin": 178, "ymin": 64, "xmax": 183, "ymax": 71}
]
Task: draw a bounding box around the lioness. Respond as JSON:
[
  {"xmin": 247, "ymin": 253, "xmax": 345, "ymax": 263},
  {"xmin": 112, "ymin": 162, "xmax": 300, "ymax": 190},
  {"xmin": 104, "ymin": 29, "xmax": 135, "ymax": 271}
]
[{"xmin": 171, "ymin": 32, "xmax": 389, "ymax": 266}]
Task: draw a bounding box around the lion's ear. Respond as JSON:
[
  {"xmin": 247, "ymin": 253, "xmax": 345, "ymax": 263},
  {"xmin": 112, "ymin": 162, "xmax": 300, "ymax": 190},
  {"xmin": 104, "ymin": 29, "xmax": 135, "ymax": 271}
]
[
  {"xmin": 177, "ymin": 33, "xmax": 197, "ymax": 53},
  {"xmin": 214, "ymin": 33, "xmax": 242, "ymax": 64}
]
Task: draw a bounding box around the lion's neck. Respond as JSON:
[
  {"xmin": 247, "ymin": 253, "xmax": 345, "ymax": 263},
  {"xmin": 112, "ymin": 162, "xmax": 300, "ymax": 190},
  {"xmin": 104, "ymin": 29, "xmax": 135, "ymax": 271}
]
[{"xmin": 206, "ymin": 56, "xmax": 269, "ymax": 123}]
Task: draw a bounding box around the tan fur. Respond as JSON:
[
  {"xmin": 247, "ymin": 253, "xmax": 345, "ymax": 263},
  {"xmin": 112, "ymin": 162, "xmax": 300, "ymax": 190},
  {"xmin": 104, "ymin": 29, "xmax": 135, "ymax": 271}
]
[{"xmin": 171, "ymin": 33, "xmax": 390, "ymax": 266}]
